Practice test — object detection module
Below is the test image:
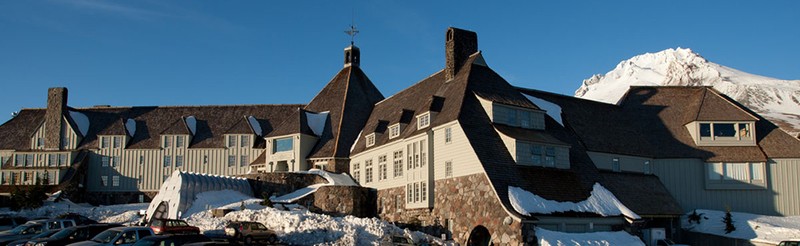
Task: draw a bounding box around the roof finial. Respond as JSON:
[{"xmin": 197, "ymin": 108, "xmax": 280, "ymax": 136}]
[{"xmin": 345, "ymin": 25, "xmax": 359, "ymax": 45}]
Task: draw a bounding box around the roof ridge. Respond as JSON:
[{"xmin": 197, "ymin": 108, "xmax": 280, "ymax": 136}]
[
  {"xmin": 375, "ymin": 69, "xmax": 446, "ymax": 106},
  {"xmin": 331, "ymin": 67, "xmax": 353, "ymax": 156}
]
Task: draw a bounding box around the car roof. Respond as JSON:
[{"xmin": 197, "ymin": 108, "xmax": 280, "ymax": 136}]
[{"xmin": 110, "ymin": 226, "xmax": 151, "ymax": 231}]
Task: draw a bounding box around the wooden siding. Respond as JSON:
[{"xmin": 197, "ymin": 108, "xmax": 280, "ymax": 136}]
[
  {"xmin": 31, "ymin": 122, "xmax": 46, "ymax": 150},
  {"xmin": 652, "ymin": 158, "xmax": 800, "ymax": 216},
  {"xmin": 61, "ymin": 117, "xmax": 80, "ymax": 150}
]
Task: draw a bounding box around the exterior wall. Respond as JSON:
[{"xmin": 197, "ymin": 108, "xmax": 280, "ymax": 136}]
[
  {"xmin": 300, "ymin": 185, "xmax": 376, "ymax": 218},
  {"xmin": 432, "ymin": 122, "xmax": 484, "ymax": 179},
  {"xmin": 61, "ymin": 118, "xmax": 80, "ymax": 150},
  {"xmin": 264, "ymin": 134, "xmax": 313, "ymax": 172},
  {"xmin": 588, "ymin": 151, "xmax": 653, "ymax": 173},
  {"xmin": 651, "ymin": 158, "xmax": 800, "ymax": 216},
  {"xmin": 377, "ymin": 173, "xmax": 528, "ymax": 245}
]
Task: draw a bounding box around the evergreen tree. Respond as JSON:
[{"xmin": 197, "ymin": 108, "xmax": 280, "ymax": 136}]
[{"xmin": 723, "ymin": 206, "xmax": 736, "ymax": 234}]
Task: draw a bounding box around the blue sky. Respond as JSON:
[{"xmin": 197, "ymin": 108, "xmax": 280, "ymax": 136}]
[{"xmin": 1, "ymin": 1, "xmax": 798, "ymax": 123}]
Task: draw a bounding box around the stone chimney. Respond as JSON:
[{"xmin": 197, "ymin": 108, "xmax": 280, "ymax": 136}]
[
  {"xmin": 344, "ymin": 45, "xmax": 360, "ymax": 68},
  {"xmin": 45, "ymin": 87, "xmax": 68, "ymax": 150},
  {"xmin": 445, "ymin": 27, "xmax": 478, "ymax": 81}
]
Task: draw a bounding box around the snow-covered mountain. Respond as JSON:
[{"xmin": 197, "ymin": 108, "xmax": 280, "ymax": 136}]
[{"xmin": 575, "ymin": 48, "xmax": 800, "ymax": 137}]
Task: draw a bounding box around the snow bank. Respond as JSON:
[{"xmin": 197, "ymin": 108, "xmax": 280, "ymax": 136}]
[
  {"xmin": 68, "ymin": 111, "xmax": 89, "ymax": 136},
  {"xmin": 247, "ymin": 116, "xmax": 262, "ymax": 136},
  {"xmin": 2, "ymin": 198, "xmax": 147, "ymax": 225},
  {"xmin": 682, "ymin": 209, "xmax": 800, "ymax": 244},
  {"xmin": 305, "ymin": 111, "xmax": 329, "ymax": 136},
  {"xmin": 182, "ymin": 190, "xmax": 255, "ymax": 218},
  {"xmin": 145, "ymin": 171, "xmax": 252, "ymax": 221},
  {"xmin": 536, "ymin": 228, "xmax": 644, "ymax": 246},
  {"xmin": 125, "ymin": 118, "xmax": 136, "ymax": 136},
  {"xmin": 524, "ymin": 95, "xmax": 563, "ymax": 126},
  {"xmin": 271, "ymin": 169, "xmax": 357, "ymax": 203},
  {"xmin": 184, "ymin": 116, "xmax": 197, "ymax": 135},
  {"xmin": 509, "ymin": 183, "xmax": 640, "ymax": 219}
]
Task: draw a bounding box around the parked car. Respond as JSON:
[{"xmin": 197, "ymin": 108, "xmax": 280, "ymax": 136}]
[
  {"xmin": 0, "ymin": 216, "xmax": 28, "ymax": 232},
  {"xmin": 66, "ymin": 227, "xmax": 153, "ymax": 246},
  {"xmin": 223, "ymin": 221, "xmax": 277, "ymax": 245},
  {"xmin": 655, "ymin": 239, "xmax": 690, "ymax": 246},
  {"xmin": 54, "ymin": 214, "xmax": 97, "ymax": 226},
  {"xmin": 131, "ymin": 234, "xmax": 211, "ymax": 246},
  {"xmin": 6, "ymin": 230, "xmax": 60, "ymax": 246},
  {"xmin": 0, "ymin": 219, "xmax": 76, "ymax": 246},
  {"xmin": 778, "ymin": 241, "xmax": 800, "ymax": 246},
  {"xmin": 147, "ymin": 219, "xmax": 199, "ymax": 235},
  {"xmin": 25, "ymin": 224, "xmax": 122, "ymax": 246}
]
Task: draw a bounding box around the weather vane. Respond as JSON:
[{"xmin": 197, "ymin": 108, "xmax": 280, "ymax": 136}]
[{"xmin": 345, "ymin": 25, "xmax": 359, "ymax": 45}]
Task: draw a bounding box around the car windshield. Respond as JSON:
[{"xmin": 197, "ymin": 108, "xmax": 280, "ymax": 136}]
[
  {"xmin": 92, "ymin": 230, "xmax": 120, "ymax": 243},
  {"xmin": 8, "ymin": 224, "xmax": 37, "ymax": 234},
  {"xmin": 254, "ymin": 223, "xmax": 266, "ymax": 230},
  {"xmin": 49, "ymin": 227, "xmax": 77, "ymax": 240}
]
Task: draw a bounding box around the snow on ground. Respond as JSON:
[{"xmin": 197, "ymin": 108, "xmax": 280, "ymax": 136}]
[
  {"xmin": 271, "ymin": 169, "xmax": 357, "ymax": 203},
  {"xmin": 184, "ymin": 190, "xmax": 443, "ymax": 246},
  {"xmin": 0, "ymin": 199, "xmax": 147, "ymax": 225},
  {"xmin": 536, "ymin": 228, "xmax": 644, "ymax": 246},
  {"xmin": 682, "ymin": 209, "xmax": 800, "ymax": 244},
  {"xmin": 509, "ymin": 183, "xmax": 640, "ymax": 220}
]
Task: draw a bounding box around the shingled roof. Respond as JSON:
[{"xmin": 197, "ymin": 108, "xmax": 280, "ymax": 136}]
[
  {"xmin": 0, "ymin": 104, "xmax": 302, "ymax": 150},
  {"xmin": 518, "ymin": 86, "xmax": 800, "ymax": 162},
  {"xmin": 304, "ymin": 65, "xmax": 384, "ymax": 159}
]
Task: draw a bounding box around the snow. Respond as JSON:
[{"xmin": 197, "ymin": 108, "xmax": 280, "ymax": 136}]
[
  {"xmin": 524, "ymin": 94, "xmax": 563, "ymax": 126},
  {"xmin": 247, "ymin": 116, "xmax": 262, "ymax": 136},
  {"xmin": 145, "ymin": 171, "xmax": 252, "ymax": 221},
  {"xmin": 184, "ymin": 116, "xmax": 197, "ymax": 135},
  {"xmin": 305, "ymin": 111, "xmax": 329, "ymax": 136},
  {"xmin": 350, "ymin": 130, "xmax": 363, "ymax": 153},
  {"xmin": 536, "ymin": 228, "xmax": 644, "ymax": 246},
  {"xmin": 0, "ymin": 199, "xmax": 148, "ymax": 225},
  {"xmin": 68, "ymin": 111, "xmax": 89, "ymax": 136},
  {"xmin": 271, "ymin": 169, "xmax": 357, "ymax": 203},
  {"xmin": 509, "ymin": 183, "xmax": 640, "ymax": 220},
  {"xmin": 574, "ymin": 47, "xmax": 800, "ymax": 136},
  {"xmin": 683, "ymin": 209, "xmax": 800, "ymax": 244},
  {"xmin": 125, "ymin": 118, "xmax": 136, "ymax": 137}
]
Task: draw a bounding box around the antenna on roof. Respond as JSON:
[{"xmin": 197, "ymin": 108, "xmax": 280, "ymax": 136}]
[{"xmin": 344, "ymin": 6, "xmax": 359, "ymax": 45}]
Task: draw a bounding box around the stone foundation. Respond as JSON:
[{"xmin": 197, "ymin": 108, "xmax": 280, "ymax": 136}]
[
  {"xmin": 376, "ymin": 173, "xmax": 528, "ymax": 245},
  {"xmin": 297, "ymin": 185, "xmax": 376, "ymax": 218},
  {"xmin": 241, "ymin": 172, "xmax": 327, "ymax": 198}
]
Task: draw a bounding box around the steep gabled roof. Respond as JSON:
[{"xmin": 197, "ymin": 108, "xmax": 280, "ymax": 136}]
[{"xmin": 304, "ymin": 66, "xmax": 384, "ymax": 159}]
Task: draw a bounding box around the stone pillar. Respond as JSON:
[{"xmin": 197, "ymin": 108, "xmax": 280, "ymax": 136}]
[{"xmin": 45, "ymin": 87, "xmax": 68, "ymax": 150}]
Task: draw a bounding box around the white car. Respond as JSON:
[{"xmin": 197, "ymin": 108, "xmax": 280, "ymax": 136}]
[{"xmin": 67, "ymin": 227, "xmax": 154, "ymax": 246}]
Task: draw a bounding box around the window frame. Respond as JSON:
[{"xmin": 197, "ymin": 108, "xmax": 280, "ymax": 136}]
[
  {"xmin": 273, "ymin": 137, "xmax": 294, "ymax": 153},
  {"xmin": 389, "ymin": 124, "xmax": 401, "ymax": 139},
  {"xmin": 417, "ymin": 112, "xmax": 431, "ymax": 129},
  {"xmin": 366, "ymin": 134, "xmax": 376, "ymax": 147},
  {"xmin": 706, "ymin": 162, "xmax": 766, "ymax": 189}
]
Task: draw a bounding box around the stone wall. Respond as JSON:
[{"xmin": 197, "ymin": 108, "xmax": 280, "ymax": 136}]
[
  {"xmin": 376, "ymin": 173, "xmax": 528, "ymax": 245},
  {"xmin": 297, "ymin": 185, "xmax": 376, "ymax": 218},
  {"xmin": 85, "ymin": 191, "xmax": 158, "ymax": 205},
  {"xmin": 241, "ymin": 172, "xmax": 327, "ymax": 198}
]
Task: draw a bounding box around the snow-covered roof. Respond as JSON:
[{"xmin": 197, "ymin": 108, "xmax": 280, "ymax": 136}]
[
  {"xmin": 305, "ymin": 111, "xmax": 328, "ymax": 137},
  {"xmin": 536, "ymin": 228, "xmax": 644, "ymax": 246},
  {"xmin": 524, "ymin": 94, "xmax": 563, "ymax": 126},
  {"xmin": 184, "ymin": 116, "xmax": 197, "ymax": 135},
  {"xmin": 271, "ymin": 169, "xmax": 357, "ymax": 203},
  {"xmin": 509, "ymin": 183, "xmax": 640, "ymax": 220},
  {"xmin": 125, "ymin": 118, "xmax": 136, "ymax": 137},
  {"xmin": 247, "ymin": 116, "xmax": 263, "ymax": 136},
  {"xmin": 68, "ymin": 110, "xmax": 89, "ymax": 136}
]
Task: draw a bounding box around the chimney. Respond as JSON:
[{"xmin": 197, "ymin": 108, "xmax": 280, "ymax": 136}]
[
  {"xmin": 445, "ymin": 27, "xmax": 478, "ymax": 81},
  {"xmin": 344, "ymin": 45, "xmax": 360, "ymax": 68},
  {"xmin": 45, "ymin": 87, "xmax": 68, "ymax": 150}
]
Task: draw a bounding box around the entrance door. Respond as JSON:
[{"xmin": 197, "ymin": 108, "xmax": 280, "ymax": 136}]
[
  {"xmin": 467, "ymin": 225, "xmax": 491, "ymax": 246},
  {"xmin": 151, "ymin": 201, "xmax": 169, "ymax": 220}
]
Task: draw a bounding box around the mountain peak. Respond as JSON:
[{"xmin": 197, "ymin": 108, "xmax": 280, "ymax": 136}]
[{"xmin": 574, "ymin": 48, "xmax": 800, "ymax": 137}]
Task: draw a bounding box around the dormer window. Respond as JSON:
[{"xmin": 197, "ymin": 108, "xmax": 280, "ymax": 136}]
[
  {"xmin": 693, "ymin": 122, "xmax": 755, "ymax": 146},
  {"xmin": 417, "ymin": 112, "xmax": 431, "ymax": 129},
  {"xmin": 492, "ymin": 104, "xmax": 544, "ymax": 130},
  {"xmin": 366, "ymin": 133, "xmax": 376, "ymax": 147},
  {"xmin": 227, "ymin": 135, "xmax": 237, "ymax": 148},
  {"xmin": 389, "ymin": 124, "xmax": 401, "ymax": 139}
]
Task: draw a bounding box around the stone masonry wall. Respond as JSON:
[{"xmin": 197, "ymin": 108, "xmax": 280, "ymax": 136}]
[
  {"xmin": 377, "ymin": 173, "xmax": 528, "ymax": 245},
  {"xmin": 241, "ymin": 173, "xmax": 326, "ymax": 199},
  {"xmin": 297, "ymin": 185, "xmax": 376, "ymax": 218}
]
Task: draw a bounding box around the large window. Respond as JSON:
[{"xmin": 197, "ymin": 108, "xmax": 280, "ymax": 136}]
[
  {"xmin": 517, "ymin": 142, "xmax": 561, "ymax": 167},
  {"xmin": 365, "ymin": 159, "xmax": 373, "ymax": 183},
  {"xmin": 273, "ymin": 137, "xmax": 293, "ymax": 153},
  {"xmin": 707, "ymin": 162, "xmax": 765, "ymax": 189},
  {"xmin": 378, "ymin": 155, "xmax": 387, "ymax": 181},
  {"xmin": 699, "ymin": 122, "xmax": 752, "ymax": 140},
  {"xmin": 494, "ymin": 105, "xmax": 544, "ymax": 130},
  {"xmin": 352, "ymin": 162, "xmax": 360, "ymax": 183},
  {"xmin": 393, "ymin": 150, "xmax": 403, "ymax": 178}
]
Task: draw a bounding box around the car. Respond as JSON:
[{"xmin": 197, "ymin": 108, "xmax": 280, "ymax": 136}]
[
  {"xmin": 54, "ymin": 214, "xmax": 97, "ymax": 226},
  {"xmin": 147, "ymin": 219, "xmax": 199, "ymax": 235},
  {"xmin": 0, "ymin": 219, "xmax": 76, "ymax": 246},
  {"xmin": 223, "ymin": 221, "xmax": 277, "ymax": 245},
  {"xmin": 131, "ymin": 234, "xmax": 211, "ymax": 246},
  {"xmin": 0, "ymin": 216, "xmax": 28, "ymax": 232},
  {"xmin": 6, "ymin": 230, "xmax": 60, "ymax": 246},
  {"xmin": 66, "ymin": 227, "xmax": 153, "ymax": 246},
  {"xmin": 778, "ymin": 241, "xmax": 800, "ymax": 246},
  {"xmin": 25, "ymin": 224, "xmax": 122, "ymax": 246},
  {"xmin": 655, "ymin": 239, "xmax": 690, "ymax": 246}
]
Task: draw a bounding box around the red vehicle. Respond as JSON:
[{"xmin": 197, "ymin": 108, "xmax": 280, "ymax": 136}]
[{"xmin": 147, "ymin": 218, "xmax": 200, "ymax": 235}]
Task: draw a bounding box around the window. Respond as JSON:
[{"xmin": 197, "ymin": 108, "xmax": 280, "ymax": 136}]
[
  {"xmin": 445, "ymin": 127, "xmax": 452, "ymax": 143},
  {"xmin": 643, "ymin": 161, "xmax": 651, "ymax": 174},
  {"xmin": 113, "ymin": 136, "xmax": 121, "ymax": 148},
  {"xmin": 417, "ymin": 112, "xmax": 431, "ymax": 129},
  {"xmin": 175, "ymin": 156, "xmax": 183, "ymax": 167},
  {"xmin": 59, "ymin": 154, "xmax": 67, "ymax": 166},
  {"xmin": 699, "ymin": 122, "xmax": 753, "ymax": 141},
  {"xmin": 139, "ymin": 156, "xmax": 144, "ymax": 165},
  {"xmin": 240, "ymin": 155, "xmax": 248, "ymax": 167},
  {"xmin": 101, "ymin": 176, "xmax": 108, "ymax": 186},
  {"xmin": 102, "ymin": 156, "xmax": 109, "ymax": 167},
  {"xmin": 14, "ymin": 154, "xmax": 21, "ymax": 166},
  {"xmin": 241, "ymin": 135, "xmax": 249, "ymax": 148},
  {"xmin": 396, "ymin": 195, "xmax": 403, "ymax": 211},
  {"xmin": 101, "ymin": 137, "xmax": 109, "ymax": 148},
  {"xmin": 519, "ymin": 110, "xmax": 531, "ymax": 128},
  {"xmin": 378, "ymin": 155, "xmax": 387, "ymax": 180},
  {"xmin": 421, "ymin": 182, "xmax": 427, "ymax": 201},
  {"xmin": 176, "ymin": 136, "xmax": 184, "ymax": 148},
  {"xmin": 445, "ymin": 161, "xmax": 453, "ymax": 177},
  {"xmin": 25, "ymin": 154, "xmax": 32, "ymax": 166},
  {"xmin": 37, "ymin": 138, "xmax": 44, "ymax": 148},
  {"xmin": 707, "ymin": 162, "xmax": 765, "ymax": 188},
  {"xmin": 163, "ymin": 156, "xmax": 171, "ymax": 167},
  {"xmin": 112, "ymin": 176, "xmax": 120, "ymax": 187},
  {"xmin": 389, "ymin": 124, "xmax": 400, "ymax": 139},
  {"xmin": 393, "ymin": 150, "xmax": 404, "ymax": 177},
  {"xmin": 273, "ymin": 137, "xmax": 293, "ymax": 152},
  {"xmin": 407, "ymin": 184, "xmax": 412, "ymax": 203},
  {"xmin": 366, "ymin": 134, "xmax": 375, "ymax": 147},
  {"xmin": 738, "ymin": 123, "xmax": 751, "ymax": 138},
  {"xmin": 48, "ymin": 154, "xmax": 56, "ymax": 167},
  {"xmin": 700, "ymin": 123, "xmax": 711, "ymax": 137},
  {"xmin": 414, "ymin": 183, "xmax": 419, "ymax": 202},
  {"xmin": 228, "ymin": 155, "xmax": 236, "ymax": 167},
  {"xmin": 203, "ymin": 155, "xmax": 208, "ymax": 164},
  {"xmin": 612, "ymin": 158, "xmax": 620, "ymax": 172},
  {"xmin": 353, "ymin": 170, "xmax": 360, "ymax": 183},
  {"xmin": 111, "ymin": 156, "xmax": 118, "ymax": 167},
  {"xmin": 163, "ymin": 136, "xmax": 171, "ymax": 148},
  {"xmin": 530, "ymin": 145, "xmax": 543, "ymax": 165},
  {"xmin": 63, "ymin": 136, "xmax": 70, "ymax": 147},
  {"xmin": 228, "ymin": 135, "xmax": 237, "ymax": 148},
  {"xmin": 544, "ymin": 147, "xmax": 556, "ymax": 167},
  {"xmin": 365, "ymin": 159, "xmax": 373, "ymax": 183},
  {"xmin": 419, "ymin": 140, "xmax": 426, "ymax": 166}
]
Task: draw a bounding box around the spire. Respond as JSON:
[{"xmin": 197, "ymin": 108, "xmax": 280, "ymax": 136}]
[{"xmin": 343, "ymin": 25, "xmax": 361, "ymax": 67}]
